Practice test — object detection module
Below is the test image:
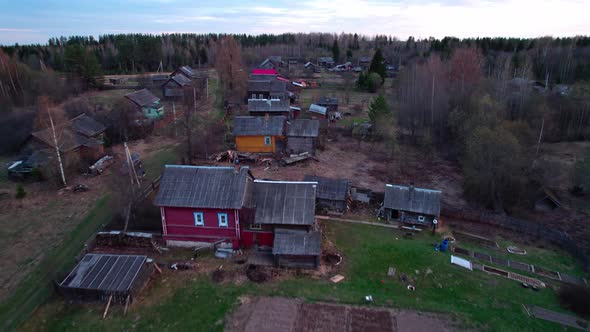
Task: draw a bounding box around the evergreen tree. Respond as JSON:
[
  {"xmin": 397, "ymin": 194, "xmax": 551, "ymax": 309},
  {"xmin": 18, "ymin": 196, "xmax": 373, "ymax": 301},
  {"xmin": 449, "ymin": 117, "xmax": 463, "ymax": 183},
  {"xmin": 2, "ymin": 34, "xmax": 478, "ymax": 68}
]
[
  {"xmin": 368, "ymin": 95, "xmax": 390, "ymax": 122},
  {"xmin": 369, "ymin": 49, "xmax": 386, "ymax": 81},
  {"xmin": 199, "ymin": 47, "xmax": 208, "ymax": 65},
  {"xmin": 332, "ymin": 39, "xmax": 340, "ymax": 63}
]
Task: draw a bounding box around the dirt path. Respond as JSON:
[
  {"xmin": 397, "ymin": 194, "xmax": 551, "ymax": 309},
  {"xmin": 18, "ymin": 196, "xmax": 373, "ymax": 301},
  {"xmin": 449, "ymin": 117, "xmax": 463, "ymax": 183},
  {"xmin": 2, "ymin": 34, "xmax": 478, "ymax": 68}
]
[{"xmin": 225, "ymin": 296, "xmax": 460, "ymax": 332}]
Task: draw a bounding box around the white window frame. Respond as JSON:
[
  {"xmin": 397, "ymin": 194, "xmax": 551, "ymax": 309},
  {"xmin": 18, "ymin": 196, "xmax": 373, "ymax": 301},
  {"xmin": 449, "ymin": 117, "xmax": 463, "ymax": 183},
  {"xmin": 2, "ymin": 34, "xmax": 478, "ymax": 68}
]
[
  {"xmin": 218, "ymin": 213, "xmax": 229, "ymax": 227},
  {"xmin": 264, "ymin": 136, "xmax": 272, "ymax": 146},
  {"xmin": 417, "ymin": 215, "xmax": 425, "ymax": 222},
  {"xmin": 249, "ymin": 223, "xmax": 262, "ymax": 230},
  {"xmin": 194, "ymin": 212, "xmax": 204, "ymax": 226}
]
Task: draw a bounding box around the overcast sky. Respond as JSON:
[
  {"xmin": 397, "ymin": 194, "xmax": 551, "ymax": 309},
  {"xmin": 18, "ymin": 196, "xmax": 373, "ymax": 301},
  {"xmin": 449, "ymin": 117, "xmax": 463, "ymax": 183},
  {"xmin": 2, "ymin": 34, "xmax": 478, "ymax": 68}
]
[{"xmin": 1, "ymin": 0, "xmax": 589, "ymax": 45}]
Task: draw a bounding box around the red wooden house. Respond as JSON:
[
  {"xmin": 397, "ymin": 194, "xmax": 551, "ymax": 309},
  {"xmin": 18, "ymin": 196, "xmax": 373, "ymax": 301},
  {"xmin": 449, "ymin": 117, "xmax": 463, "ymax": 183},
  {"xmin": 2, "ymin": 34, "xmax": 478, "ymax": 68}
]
[
  {"xmin": 154, "ymin": 166, "xmax": 321, "ymax": 268},
  {"xmin": 154, "ymin": 165, "xmax": 254, "ymax": 248}
]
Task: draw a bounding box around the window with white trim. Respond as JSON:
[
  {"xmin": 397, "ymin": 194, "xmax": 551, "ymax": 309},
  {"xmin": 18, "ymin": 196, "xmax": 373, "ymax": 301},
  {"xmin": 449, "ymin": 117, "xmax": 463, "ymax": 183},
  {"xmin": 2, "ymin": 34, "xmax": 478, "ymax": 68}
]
[
  {"xmin": 194, "ymin": 212, "xmax": 204, "ymax": 226},
  {"xmin": 249, "ymin": 223, "xmax": 262, "ymax": 230},
  {"xmin": 417, "ymin": 215, "xmax": 425, "ymax": 222},
  {"xmin": 218, "ymin": 213, "xmax": 228, "ymax": 227},
  {"xmin": 264, "ymin": 136, "xmax": 272, "ymax": 145}
]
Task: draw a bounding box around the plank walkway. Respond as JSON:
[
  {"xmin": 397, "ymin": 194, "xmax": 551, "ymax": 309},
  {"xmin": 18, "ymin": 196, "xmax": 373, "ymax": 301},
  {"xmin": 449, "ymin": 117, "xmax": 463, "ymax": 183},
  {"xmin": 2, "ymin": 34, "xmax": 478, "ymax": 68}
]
[
  {"xmin": 453, "ymin": 246, "xmax": 588, "ymax": 287},
  {"xmin": 526, "ymin": 306, "xmax": 590, "ymax": 331}
]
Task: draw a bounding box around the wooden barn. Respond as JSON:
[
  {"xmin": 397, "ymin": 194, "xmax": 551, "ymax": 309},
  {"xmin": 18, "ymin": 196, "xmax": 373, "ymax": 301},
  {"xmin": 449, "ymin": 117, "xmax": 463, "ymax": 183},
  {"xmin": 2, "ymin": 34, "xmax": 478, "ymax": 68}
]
[
  {"xmin": 252, "ymin": 180, "xmax": 321, "ymax": 269},
  {"xmin": 248, "ymin": 98, "xmax": 291, "ymax": 118},
  {"xmin": 31, "ymin": 113, "xmax": 106, "ymax": 165},
  {"xmin": 317, "ymin": 96, "xmax": 339, "ymax": 115},
  {"xmin": 124, "ymin": 89, "xmax": 164, "ymax": 120},
  {"xmin": 154, "ymin": 165, "xmax": 255, "ymax": 249},
  {"xmin": 233, "ymin": 116, "xmax": 286, "ymax": 153},
  {"xmin": 286, "ymin": 119, "xmax": 320, "ymax": 155},
  {"xmin": 304, "ymin": 175, "xmax": 351, "ymax": 213},
  {"xmin": 161, "ymin": 74, "xmax": 192, "ymax": 98},
  {"xmin": 383, "ymin": 184, "xmax": 441, "ymax": 225},
  {"xmin": 57, "ymin": 253, "xmax": 152, "ymax": 304}
]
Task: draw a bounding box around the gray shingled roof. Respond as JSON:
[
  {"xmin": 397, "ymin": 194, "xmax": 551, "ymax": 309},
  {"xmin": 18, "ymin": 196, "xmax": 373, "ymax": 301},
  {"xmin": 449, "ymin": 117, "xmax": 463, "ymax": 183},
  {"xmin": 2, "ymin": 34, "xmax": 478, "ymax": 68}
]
[
  {"xmin": 248, "ymin": 99, "xmax": 290, "ymax": 113},
  {"xmin": 171, "ymin": 74, "xmax": 192, "ymax": 86},
  {"xmin": 254, "ymin": 180, "xmax": 317, "ymax": 225},
  {"xmin": 286, "ymin": 119, "xmax": 320, "ymax": 137},
  {"xmin": 72, "ymin": 114, "xmax": 106, "ymax": 137},
  {"xmin": 273, "ymin": 229, "xmax": 321, "ymax": 256},
  {"xmin": 233, "ymin": 116, "xmax": 286, "ymax": 136},
  {"xmin": 308, "ymin": 104, "xmax": 327, "ymax": 115},
  {"xmin": 248, "ymin": 79, "xmax": 286, "ymax": 93},
  {"xmin": 154, "ymin": 166, "xmax": 252, "ymax": 209},
  {"xmin": 318, "ymin": 96, "xmax": 339, "ymax": 105},
  {"xmin": 304, "ymin": 175, "xmax": 350, "ymax": 201},
  {"xmin": 125, "ymin": 89, "xmax": 160, "ymax": 107},
  {"xmin": 318, "ymin": 57, "xmax": 334, "ymax": 63},
  {"xmin": 383, "ymin": 184, "xmax": 441, "ymax": 216}
]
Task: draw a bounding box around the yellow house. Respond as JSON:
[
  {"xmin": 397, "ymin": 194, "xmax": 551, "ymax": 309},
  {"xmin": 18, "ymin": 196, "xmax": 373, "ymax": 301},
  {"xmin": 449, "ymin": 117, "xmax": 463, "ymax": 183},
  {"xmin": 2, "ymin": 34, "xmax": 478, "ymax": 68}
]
[{"xmin": 233, "ymin": 116, "xmax": 286, "ymax": 153}]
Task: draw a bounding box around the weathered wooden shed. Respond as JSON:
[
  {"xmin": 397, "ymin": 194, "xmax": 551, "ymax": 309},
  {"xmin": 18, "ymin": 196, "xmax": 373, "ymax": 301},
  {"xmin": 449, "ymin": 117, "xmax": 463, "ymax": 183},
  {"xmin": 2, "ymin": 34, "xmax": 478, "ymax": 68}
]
[
  {"xmin": 304, "ymin": 175, "xmax": 350, "ymax": 212},
  {"xmin": 383, "ymin": 184, "xmax": 441, "ymax": 225},
  {"xmin": 273, "ymin": 228, "xmax": 321, "ymax": 269},
  {"xmin": 286, "ymin": 119, "xmax": 320, "ymax": 155},
  {"xmin": 233, "ymin": 116, "xmax": 286, "ymax": 153},
  {"xmin": 58, "ymin": 253, "xmax": 152, "ymax": 304},
  {"xmin": 161, "ymin": 74, "xmax": 192, "ymax": 98},
  {"xmin": 248, "ymin": 79, "xmax": 288, "ymax": 100},
  {"xmin": 253, "ymin": 180, "xmax": 320, "ymax": 269},
  {"xmin": 248, "ymin": 98, "xmax": 291, "ymax": 118}
]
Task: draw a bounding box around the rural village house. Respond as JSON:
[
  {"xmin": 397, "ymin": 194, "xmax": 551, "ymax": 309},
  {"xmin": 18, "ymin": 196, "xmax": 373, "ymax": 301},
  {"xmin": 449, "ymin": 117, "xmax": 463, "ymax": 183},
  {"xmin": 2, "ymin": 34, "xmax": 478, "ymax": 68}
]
[
  {"xmin": 258, "ymin": 56, "xmax": 287, "ymax": 70},
  {"xmin": 317, "ymin": 57, "xmax": 335, "ymax": 68},
  {"xmin": 154, "ymin": 166, "xmax": 321, "ymax": 268},
  {"xmin": 161, "ymin": 74, "xmax": 192, "ymax": 98},
  {"xmin": 248, "ymin": 98, "xmax": 291, "ymax": 118},
  {"xmin": 154, "ymin": 165, "xmax": 255, "ymax": 249},
  {"xmin": 317, "ymin": 96, "xmax": 339, "ymax": 114},
  {"xmin": 285, "ymin": 119, "xmax": 320, "ymax": 155},
  {"xmin": 31, "ymin": 113, "xmax": 106, "ymax": 166},
  {"xmin": 383, "ymin": 184, "xmax": 441, "ymax": 225},
  {"xmin": 124, "ymin": 89, "xmax": 165, "ymax": 121},
  {"xmin": 304, "ymin": 175, "xmax": 351, "ymax": 213},
  {"xmin": 233, "ymin": 116, "xmax": 286, "ymax": 153},
  {"xmin": 248, "ymin": 78, "xmax": 288, "ymax": 100}
]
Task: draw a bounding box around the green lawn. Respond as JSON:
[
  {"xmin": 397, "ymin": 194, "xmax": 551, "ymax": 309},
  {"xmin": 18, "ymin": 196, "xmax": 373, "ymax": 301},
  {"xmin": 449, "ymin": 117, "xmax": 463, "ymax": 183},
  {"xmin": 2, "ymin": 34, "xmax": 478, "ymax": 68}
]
[
  {"xmin": 0, "ymin": 196, "xmax": 113, "ymax": 332},
  {"xmin": 0, "ymin": 144, "xmax": 180, "ymax": 331},
  {"xmin": 20, "ymin": 222, "xmax": 582, "ymax": 331}
]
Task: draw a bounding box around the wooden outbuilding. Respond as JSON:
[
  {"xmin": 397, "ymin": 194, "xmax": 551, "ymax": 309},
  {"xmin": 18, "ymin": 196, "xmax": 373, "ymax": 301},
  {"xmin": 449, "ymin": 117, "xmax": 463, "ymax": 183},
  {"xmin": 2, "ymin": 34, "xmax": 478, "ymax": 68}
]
[
  {"xmin": 304, "ymin": 175, "xmax": 350, "ymax": 213},
  {"xmin": 383, "ymin": 184, "xmax": 441, "ymax": 225},
  {"xmin": 286, "ymin": 119, "xmax": 320, "ymax": 155},
  {"xmin": 124, "ymin": 89, "xmax": 165, "ymax": 120},
  {"xmin": 233, "ymin": 116, "xmax": 286, "ymax": 153}
]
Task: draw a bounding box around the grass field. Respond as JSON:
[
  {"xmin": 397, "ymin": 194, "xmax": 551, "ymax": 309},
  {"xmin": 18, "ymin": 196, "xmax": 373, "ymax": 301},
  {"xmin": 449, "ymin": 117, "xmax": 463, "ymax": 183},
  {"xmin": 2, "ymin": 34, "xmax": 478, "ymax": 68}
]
[
  {"xmin": 0, "ymin": 143, "xmax": 179, "ymax": 332},
  {"xmin": 20, "ymin": 222, "xmax": 582, "ymax": 331}
]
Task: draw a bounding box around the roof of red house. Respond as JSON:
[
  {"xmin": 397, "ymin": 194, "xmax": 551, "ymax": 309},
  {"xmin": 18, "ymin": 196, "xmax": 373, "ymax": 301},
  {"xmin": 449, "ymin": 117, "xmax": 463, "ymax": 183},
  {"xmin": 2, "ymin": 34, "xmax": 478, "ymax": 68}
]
[
  {"xmin": 154, "ymin": 165, "xmax": 253, "ymax": 209},
  {"xmin": 253, "ymin": 180, "xmax": 317, "ymax": 225},
  {"xmin": 252, "ymin": 69, "xmax": 278, "ymax": 75}
]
